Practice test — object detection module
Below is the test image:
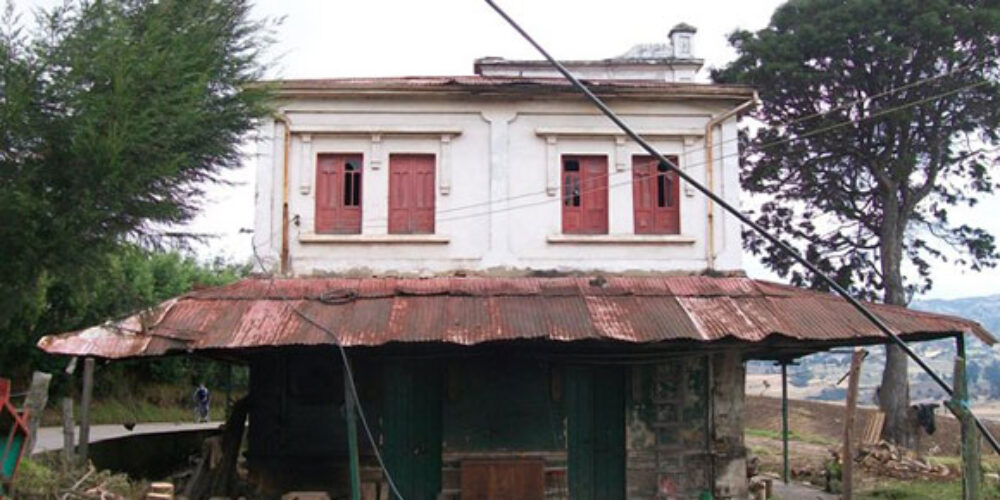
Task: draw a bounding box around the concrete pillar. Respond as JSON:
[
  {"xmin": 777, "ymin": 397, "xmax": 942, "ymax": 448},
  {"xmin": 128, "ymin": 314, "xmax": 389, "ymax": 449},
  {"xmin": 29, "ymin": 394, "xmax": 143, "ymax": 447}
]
[{"xmin": 712, "ymin": 349, "xmax": 747, "ymax": 499}]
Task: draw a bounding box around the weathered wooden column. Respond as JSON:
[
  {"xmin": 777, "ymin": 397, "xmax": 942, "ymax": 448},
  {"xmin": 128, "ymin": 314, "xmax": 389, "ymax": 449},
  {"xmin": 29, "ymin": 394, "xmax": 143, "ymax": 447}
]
[
  {"xmin": 61, "ymin": 398, "xmax": 74, "ymax": 462},
  {"xmin": 78, "ymin": 357, "xmax": 95, "ymax": 464},
  {"xmin": 344, "ymin": 363, "xmax": 362, "ymax": 500},
  {"xmin": 23, "ymin": 371, "xmax": 52, "ymax": 454},
  {"xmin": 841, "ymin": 348, "xmax": 866, "ymax": 500},
  {"xmin": 945, "ymin": 346, "xmax": 980, "ymax": 500}
]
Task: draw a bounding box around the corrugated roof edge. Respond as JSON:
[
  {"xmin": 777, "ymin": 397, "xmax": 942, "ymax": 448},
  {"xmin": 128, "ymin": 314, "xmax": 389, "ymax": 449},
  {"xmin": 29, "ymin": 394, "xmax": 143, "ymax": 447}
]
[
  {"xmin": 257, "ymin": 76, "xmax": 755, "ymax": 100},
  {"xmin": 35, "ymin": 276, "xmax": 996, "ymax": 360}
]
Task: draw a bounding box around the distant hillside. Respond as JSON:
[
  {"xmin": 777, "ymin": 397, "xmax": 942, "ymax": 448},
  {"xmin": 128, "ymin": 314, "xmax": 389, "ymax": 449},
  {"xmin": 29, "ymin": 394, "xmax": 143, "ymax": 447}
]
[
  {"xmin": 748, "ymin": 293, "xmax": 1000, "ymax": 402},
  {"xmin": 912, "ymin": 294, "xmax": 1000, "ymax": 338}
]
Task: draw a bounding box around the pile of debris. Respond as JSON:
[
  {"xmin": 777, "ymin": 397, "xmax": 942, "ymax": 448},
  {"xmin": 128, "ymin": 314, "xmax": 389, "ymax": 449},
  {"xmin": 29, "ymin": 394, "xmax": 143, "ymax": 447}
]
[{"xmin": 855, "ymin": 440, "xmax": 954, "ymax": 480}]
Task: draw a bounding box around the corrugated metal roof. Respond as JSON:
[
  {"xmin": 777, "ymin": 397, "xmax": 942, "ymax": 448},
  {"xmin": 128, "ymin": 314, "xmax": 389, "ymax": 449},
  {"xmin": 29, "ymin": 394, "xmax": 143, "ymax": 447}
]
[{"xmin": 37, "ymin": 276, "xmax": 994, "ymax": 359}]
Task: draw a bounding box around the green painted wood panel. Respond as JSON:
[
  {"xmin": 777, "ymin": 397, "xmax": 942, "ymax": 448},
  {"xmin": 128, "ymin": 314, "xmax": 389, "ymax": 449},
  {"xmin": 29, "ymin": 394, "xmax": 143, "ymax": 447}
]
[
  {"xmin": 567, "ymin": 365, "xmax": 625, "ymax": 500},
  {"xmin": 382, "ymin": 361, "xmax": 443, "ymax": 500},
  {"xmin": 443, "ymin": 359, "xmax": 564, "ymax": 451}
]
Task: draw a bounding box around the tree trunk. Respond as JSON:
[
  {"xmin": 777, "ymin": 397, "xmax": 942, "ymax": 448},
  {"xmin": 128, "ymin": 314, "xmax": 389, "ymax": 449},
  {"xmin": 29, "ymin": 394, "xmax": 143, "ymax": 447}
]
[{"xmin": 878, "ymin": 222, "xmax": 915, "ymax": 448}]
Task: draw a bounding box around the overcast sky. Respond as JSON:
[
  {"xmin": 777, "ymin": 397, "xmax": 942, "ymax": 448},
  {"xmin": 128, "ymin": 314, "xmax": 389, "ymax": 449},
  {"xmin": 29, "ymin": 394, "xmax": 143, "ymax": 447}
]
[{"xmin": 16, "ymin": 0, "xmax": 1000, "ymax": 300}]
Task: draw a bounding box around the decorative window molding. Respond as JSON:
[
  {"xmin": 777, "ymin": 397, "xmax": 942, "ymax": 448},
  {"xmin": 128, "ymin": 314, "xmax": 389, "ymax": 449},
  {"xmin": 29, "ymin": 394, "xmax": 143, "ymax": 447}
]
[
  {"xmin": 290, "ymin": 125, "xmax": 463, "ymax": 136},
  {"xmin": 299, "ymin": 233, "xmax": 449, "ymax": 244},
  {"xmin": 534, "ymin": 127, "xmax": 703, "ymax": 138},
  {"xmin": 546, "ymin": 234, "xmax": 695, "ymax": 244},
  {"xmin": 439, "ymin": 134, "xmax": 452, "ymax": 195},
  {"xmin": 682, "ymin": 136, "xmax": 698, "ymax": 197},
  {"xmin": 614, "ymin": 136, "xmax": 627, "ymax": 172},
  {"xmin": 299, "ymin": 134, "xmax": 312, "ymax": 195},
  {"xmin": 545, "ymin": 136, "xmax": 559, "ymax": 195},
  {"xmin": 370, "ymin": 134, "xmax": 382, "ymax": 170}
]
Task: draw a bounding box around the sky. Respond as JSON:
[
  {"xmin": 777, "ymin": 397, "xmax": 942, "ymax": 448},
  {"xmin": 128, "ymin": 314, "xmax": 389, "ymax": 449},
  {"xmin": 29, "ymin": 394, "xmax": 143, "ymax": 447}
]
[{"xmin": 15, "ymin": 0, "xmax": 1000, "ymax": 300}]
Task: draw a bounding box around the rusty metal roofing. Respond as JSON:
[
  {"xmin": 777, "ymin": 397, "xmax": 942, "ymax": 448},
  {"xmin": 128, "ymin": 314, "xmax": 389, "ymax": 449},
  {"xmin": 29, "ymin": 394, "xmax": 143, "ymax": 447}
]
[
  {"xmin": 268, "ymin": 76, "xmax": 755, "ymax": 100},
  {"xmin": 37, "ymin": 277, "xmax": 994, "ymax": 359}
]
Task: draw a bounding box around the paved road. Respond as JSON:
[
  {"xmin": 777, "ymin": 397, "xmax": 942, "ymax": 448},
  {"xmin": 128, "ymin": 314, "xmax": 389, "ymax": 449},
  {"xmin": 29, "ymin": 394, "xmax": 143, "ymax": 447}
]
[{"xmin": 32, "ymin": 421, "xmax": 220, "ymax": 454}]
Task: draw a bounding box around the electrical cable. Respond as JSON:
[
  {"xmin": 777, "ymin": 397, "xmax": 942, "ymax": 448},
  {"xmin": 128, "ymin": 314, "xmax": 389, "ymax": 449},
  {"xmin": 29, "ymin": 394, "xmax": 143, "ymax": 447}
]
[
  {"xmin": 249, "ymin": 246, "xmax": 406, "ymax": 500},
  {"xmin": 484, "ymin": 0, "xmax": 1000, "ymax": 455},
  {"xmin": 339, "ymin": 61, "xmax": 984, "ymax": 227},
  {"xmin": 348, "ymin": 77, "xmax": 991, "ymax": 230},
  {"xmin": 238, "ymin": 8, "xmax": 999, "ymax": 482}
]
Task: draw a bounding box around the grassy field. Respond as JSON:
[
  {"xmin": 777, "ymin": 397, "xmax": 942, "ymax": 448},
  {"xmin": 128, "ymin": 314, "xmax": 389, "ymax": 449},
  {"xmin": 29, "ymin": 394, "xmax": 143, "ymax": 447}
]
[
  {"xmin": 39, "ymin": 398, "xmax": 229, "ymax": 426},
  {"xmin": 746, "ymin": 427, "xmax": 837, "ymax": 446},
  {"xmin": 858, "ymin": 479, "xmax": 1000, "ymax": 499}
]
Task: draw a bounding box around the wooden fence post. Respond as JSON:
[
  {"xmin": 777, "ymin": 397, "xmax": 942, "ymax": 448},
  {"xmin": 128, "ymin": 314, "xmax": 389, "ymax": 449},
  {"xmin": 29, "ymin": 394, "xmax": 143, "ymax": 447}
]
[
  {"xmin": 62, "ymin": 398, "xmax": 75, "ymax": 463},
  {"xmin": 78, "ymin": 357, "xmax": 95, "ymax": 464},
  {"xmin": 23, "ymin": 371, "xmax": 52, "ymax": 454},
  {"xmin": 842, "ymin": 348, "xmax": 866, "ymax": 500},
  {"xmin": 945, "ymin": 356, "xmax": 980, "ymax": 500}
]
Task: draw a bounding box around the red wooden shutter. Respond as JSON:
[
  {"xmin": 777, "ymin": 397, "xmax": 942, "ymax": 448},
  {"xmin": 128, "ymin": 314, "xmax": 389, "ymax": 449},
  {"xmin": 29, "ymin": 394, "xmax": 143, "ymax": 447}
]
[
  {"xmin": 389, "ymin": 154, "xmax": 436, "ymax": 234},
  {"xmin": 315, "ymin": 153, "xmax": 363, "ymax": 234},
  {"xmin": 632, "ymin": 155, "xmax": 680, "ymax": 234},
  {"xmin": 562, "ymin": 155, "xmax": 608, "ymax": 234}
]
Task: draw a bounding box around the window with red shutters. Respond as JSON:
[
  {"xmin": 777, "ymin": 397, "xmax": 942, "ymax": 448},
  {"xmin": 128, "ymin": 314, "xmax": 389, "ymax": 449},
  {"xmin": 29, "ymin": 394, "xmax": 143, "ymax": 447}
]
[
  {"xmin": 561, "ymin": 155, "xmax": 608, "ymax": 234},
  {"xmin": 632, "ymin": 155, "xmax": 680, "ymax": 234},
  {"xmin": 388, "ymin": 153, "xmax": 436, "ymax": 234},
  {"xmin": 315, "ymin": 153, "xmax": 363, "ymax": 234}
]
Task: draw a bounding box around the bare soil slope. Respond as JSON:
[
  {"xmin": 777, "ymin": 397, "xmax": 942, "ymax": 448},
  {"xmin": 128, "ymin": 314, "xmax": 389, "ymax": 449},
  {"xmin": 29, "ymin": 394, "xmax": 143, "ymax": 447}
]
[{"xmin": 746, "ymin": 395, "xmax": 1000, "ymax": 456}]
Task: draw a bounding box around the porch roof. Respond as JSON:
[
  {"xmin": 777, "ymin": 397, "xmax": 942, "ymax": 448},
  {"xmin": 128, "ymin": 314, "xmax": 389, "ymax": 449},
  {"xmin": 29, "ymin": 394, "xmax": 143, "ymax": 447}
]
[{"xmin": 37, "ymin": 276, "xmax": 993, "ymax": 359}]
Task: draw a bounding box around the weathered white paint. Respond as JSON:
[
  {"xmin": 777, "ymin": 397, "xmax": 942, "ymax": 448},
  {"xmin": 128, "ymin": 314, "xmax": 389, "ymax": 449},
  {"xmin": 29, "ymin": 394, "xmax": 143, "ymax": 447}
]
[{"xmin": 253, "ymin": 94, "xmax": 746, "ymax": 276}]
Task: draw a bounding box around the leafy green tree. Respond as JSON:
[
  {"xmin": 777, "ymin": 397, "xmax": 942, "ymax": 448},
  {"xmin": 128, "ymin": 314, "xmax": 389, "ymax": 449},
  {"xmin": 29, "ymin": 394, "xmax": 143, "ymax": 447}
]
[
  {"xmin": 0, "ymin": 0, "xmax": 272, "ymax": 345},
  {"xmin": 715, "ymin": 0, "xmax": 1000, "ymax": 447},
  {"xmin": 5, "ymin": 245, "xmax": 250, "ymax": 381}
]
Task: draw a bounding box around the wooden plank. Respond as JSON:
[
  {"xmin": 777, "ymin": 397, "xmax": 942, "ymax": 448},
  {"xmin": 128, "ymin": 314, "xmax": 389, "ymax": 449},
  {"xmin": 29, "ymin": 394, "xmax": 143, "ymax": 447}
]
[
  {"xmin": 842, "ymin": 348, "xmax": 865, "ymax": 500},
  {"xmin": 861, "ymin": 411, "xmax": 885, "ymax": 445},
  {"xmin": 460, "ymin": 459, "xmax": 545, "ymax": 500}
]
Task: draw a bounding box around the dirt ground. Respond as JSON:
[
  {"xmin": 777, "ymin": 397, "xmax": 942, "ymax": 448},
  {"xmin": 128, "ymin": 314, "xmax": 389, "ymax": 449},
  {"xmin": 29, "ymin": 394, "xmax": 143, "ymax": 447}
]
[{"xmin": 745, "ymin": 395, "xmax": 1000, "ymax": 457}]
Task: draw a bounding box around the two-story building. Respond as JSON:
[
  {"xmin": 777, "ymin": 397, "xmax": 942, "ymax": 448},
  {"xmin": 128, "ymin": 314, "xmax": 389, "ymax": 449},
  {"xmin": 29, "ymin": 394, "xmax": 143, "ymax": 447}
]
[{"xmin": 39, "ymin": 25, "xmax": 993, "ymax": 500}]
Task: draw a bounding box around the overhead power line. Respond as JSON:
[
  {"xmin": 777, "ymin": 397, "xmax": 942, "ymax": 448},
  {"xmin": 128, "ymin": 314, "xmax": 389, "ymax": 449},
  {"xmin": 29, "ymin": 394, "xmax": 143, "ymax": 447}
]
[
  {"xmin": 349, "ymin": 77, "xmax": 990, "ymax": 229},
  {"xmin": 483, "ymin": 0, "xmax": 1000, "ymax": 455}
]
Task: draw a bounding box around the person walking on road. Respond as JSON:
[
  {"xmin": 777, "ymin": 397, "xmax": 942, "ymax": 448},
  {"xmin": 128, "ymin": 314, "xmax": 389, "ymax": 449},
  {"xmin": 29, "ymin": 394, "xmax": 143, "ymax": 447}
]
[{"xmin": 194, "ymin": 383, "xmax": 210, "ymax": 423}]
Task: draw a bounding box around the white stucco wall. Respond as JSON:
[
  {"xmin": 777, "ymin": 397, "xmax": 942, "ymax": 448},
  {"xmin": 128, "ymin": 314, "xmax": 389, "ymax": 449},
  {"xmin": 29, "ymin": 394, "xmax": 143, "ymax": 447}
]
[{"xmin": 253, "ymin": 95, "xmax": 745, "ymax": 276}]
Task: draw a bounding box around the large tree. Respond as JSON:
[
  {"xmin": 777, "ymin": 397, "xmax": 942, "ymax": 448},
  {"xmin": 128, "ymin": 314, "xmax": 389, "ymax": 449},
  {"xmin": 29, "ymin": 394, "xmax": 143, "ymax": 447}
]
[
  {"xmin": 714, "ymin": 0, "xmax": 1000, "ymax": 447},
  {"xmin": 0, "ymin": 0, "xmax": 272, "ymax": 355}
]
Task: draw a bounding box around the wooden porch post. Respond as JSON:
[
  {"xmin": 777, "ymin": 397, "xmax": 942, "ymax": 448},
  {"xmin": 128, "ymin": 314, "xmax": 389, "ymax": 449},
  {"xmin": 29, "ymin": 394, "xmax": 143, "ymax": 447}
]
[
  {"xmin": 945, "ymin": 337, "xmax": 980, "ymax": 500},
  {"xmin": 78, "ymin": 357, "xmax": 95, "ymax": 465},
  {"xmin": 344, "ymin": 362, "xmax": 362, "ymax": 500}
]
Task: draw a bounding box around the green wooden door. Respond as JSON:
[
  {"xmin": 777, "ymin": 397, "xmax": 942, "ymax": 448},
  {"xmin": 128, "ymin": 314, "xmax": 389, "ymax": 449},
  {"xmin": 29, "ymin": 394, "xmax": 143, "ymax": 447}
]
[
  {"xmin": 382, "ymin": 361, "xmax": 443, "ymax": 500},
  {"xmin": 567, "ymin": 365, "xmax": 625, "ymax": 500}
]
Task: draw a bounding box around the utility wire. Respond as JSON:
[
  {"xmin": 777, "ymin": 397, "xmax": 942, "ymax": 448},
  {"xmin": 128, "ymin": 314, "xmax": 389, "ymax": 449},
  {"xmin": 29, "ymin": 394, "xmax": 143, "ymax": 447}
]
[
  {"xmin": 341, "ymin": 77, "xmax": 991, "ymax": 229},
  {"xmin": 248, "ymin": 246, "xmax": 406, "ymax": 500},
  {"xmin": 483, "ymin": 0, "xmax": 1000, "ymax": 454},
  {"xmin": 335, "ymin": 60, "xmax": 983, "ymax": 227}
]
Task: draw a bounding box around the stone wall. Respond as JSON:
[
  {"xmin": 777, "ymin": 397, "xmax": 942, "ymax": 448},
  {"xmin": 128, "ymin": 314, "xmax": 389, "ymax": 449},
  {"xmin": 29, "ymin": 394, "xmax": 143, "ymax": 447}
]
[
  {"xmin": 625, "ymin": 351, "xmax": 748, "ymax": 499},
  {"xmin": 626, "ymin": 356, "xmax": 712, "ymax": 499}
]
